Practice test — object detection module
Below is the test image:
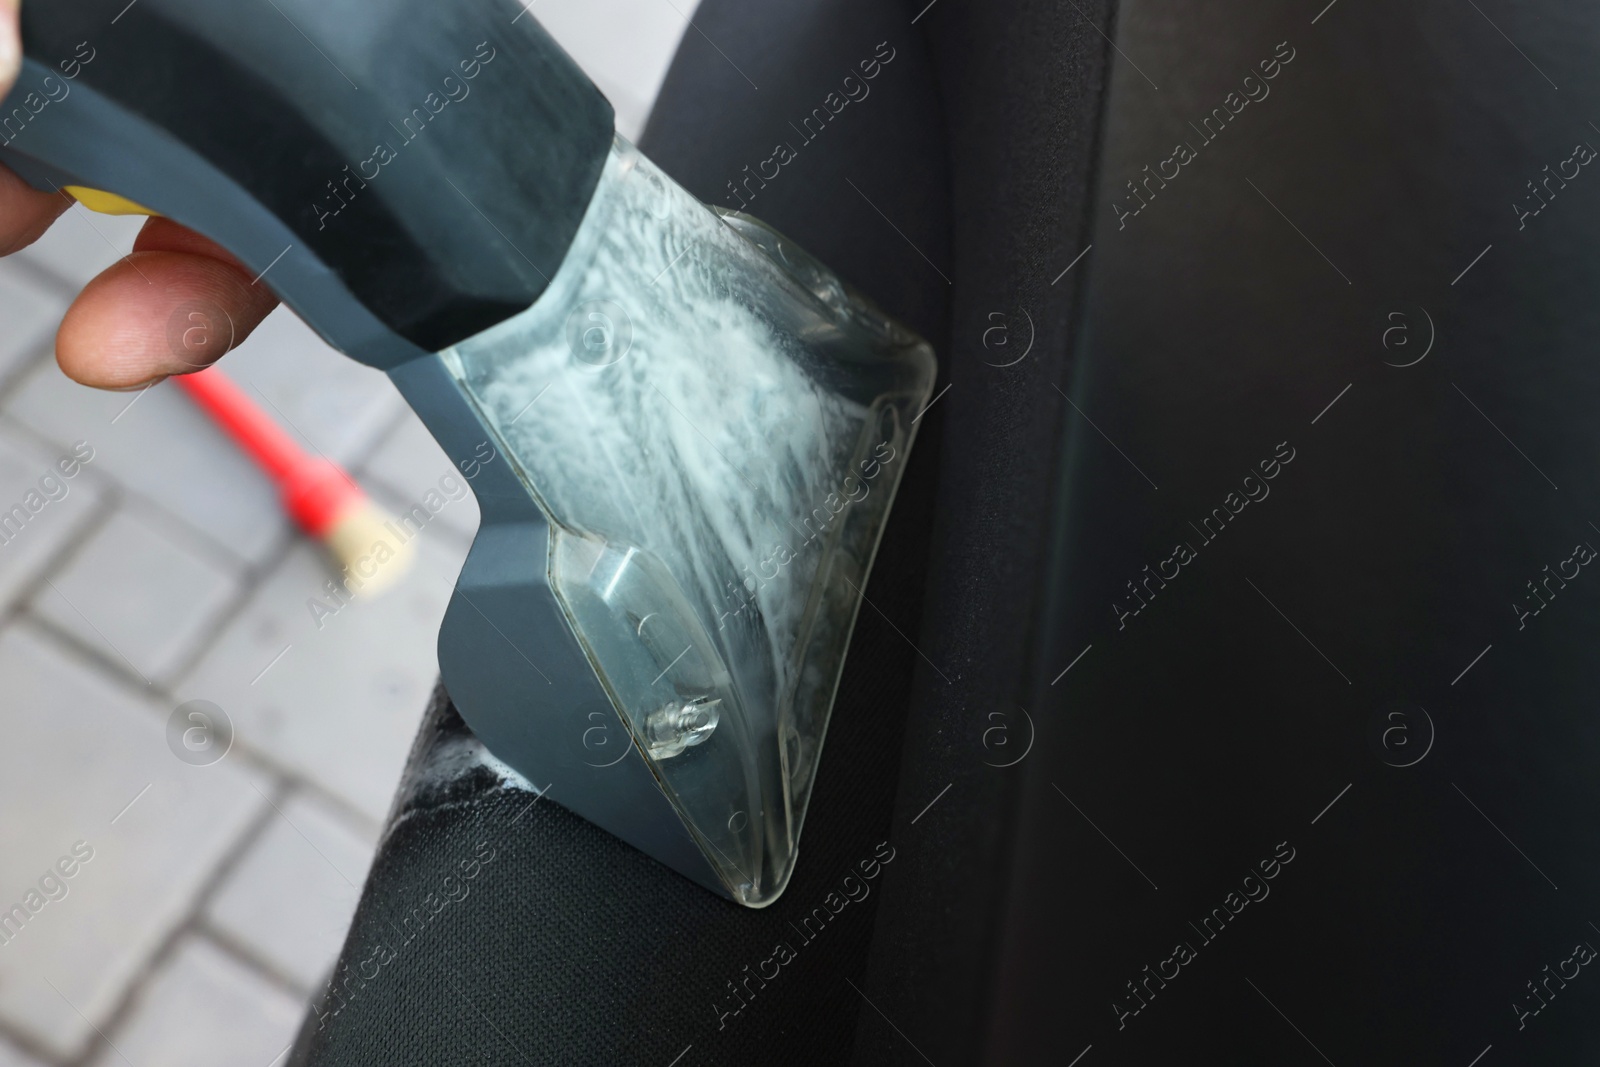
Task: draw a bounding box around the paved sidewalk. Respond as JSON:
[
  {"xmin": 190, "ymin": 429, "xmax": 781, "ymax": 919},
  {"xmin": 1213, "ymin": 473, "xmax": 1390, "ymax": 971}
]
[{"xmin": 0, "ymin": 7, "xmax": 687, "ymax": 1064}]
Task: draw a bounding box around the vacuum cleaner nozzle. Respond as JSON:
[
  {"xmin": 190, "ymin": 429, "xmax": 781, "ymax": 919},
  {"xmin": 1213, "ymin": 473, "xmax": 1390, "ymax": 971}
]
[{"xmin": 1, "ymin": 0, "xmax": 935, "ymax": 905}]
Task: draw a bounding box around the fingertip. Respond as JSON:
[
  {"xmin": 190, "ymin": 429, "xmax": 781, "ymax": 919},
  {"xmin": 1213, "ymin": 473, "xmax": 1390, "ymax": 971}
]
[{"xmin": 56, "ymin": 250, "xmax": 279, "ymax": 389}]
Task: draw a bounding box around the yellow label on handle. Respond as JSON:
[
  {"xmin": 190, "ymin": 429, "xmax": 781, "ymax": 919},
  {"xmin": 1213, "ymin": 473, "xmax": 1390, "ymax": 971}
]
[{"xmin": 64, "ymin": 186, "xmax": 159, "ymax": 217}]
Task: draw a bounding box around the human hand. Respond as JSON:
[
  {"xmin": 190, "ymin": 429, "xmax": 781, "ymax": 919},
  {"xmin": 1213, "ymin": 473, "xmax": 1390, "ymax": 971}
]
[{"xmin": 0, "ymin": 0, "xmax": 278, "ymax": 390}]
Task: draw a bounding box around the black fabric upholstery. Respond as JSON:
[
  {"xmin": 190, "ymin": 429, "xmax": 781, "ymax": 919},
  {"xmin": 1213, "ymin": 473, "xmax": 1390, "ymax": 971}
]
[
  {"xmin": 289, "ymin": 682, "xmax": 942, "ymax": 1065},
  {"xmin": 977, "ymin": 0, "xmax": 1600, "ymax": 1062},
  {"xmin": 849, "ymin": 1, "xmax": 1116, "ymax": 1061}
]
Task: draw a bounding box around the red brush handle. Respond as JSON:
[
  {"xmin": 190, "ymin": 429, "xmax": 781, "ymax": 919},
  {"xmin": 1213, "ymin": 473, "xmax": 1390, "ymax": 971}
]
[{"xmin": 174, "ymin": 368, "xmax": 365, "ymax": 538}]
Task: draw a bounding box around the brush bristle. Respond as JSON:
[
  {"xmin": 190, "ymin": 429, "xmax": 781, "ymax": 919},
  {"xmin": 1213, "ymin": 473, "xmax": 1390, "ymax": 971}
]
[{"xmin": 322, "ymin": 500, "xmax": 416, "ymax": 598}]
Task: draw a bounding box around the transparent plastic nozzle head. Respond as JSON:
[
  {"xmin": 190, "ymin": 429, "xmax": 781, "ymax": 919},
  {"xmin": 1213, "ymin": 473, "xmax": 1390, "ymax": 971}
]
[{"xmin": 440, "ymin": 136, "xmax": 935, "ymax": 906}]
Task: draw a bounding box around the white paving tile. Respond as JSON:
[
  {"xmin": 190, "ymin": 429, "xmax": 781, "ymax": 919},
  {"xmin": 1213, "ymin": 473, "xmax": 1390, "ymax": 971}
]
[
  {"xmin": 0, "ymin": 627, "xmax": 268, "ymax": 1061},
  {"xmin": 0, "ymin": 259, "xmax": 70, "ymax": 390},
  {"xmin": 177, "ymin": 537, "xmax": 460, "ymax": 821},
  {"xmin": 31, "ymin": 507, "xmax": 241, "ymax": 684},
  {"xmin": 0, "ymin": 423, "xmax": 104, "ymax": 613},
  {"xmin": 87, "ymin": 937, "xmax": 304, "ymax": 1067},
  {"xmin": 0, "ymin": 1036, "xmax": 46, "ymax": 1067},
  {"xmin": 359, "ymin": 411, "xmax": 480, "ymax": 543},
  {"xmin": 205, "ymin": 791, "xmax": 375, "ymax": 991},
  {"xmin": 3, "ymin": 365, "xmax": 287, "ymax": 567}
]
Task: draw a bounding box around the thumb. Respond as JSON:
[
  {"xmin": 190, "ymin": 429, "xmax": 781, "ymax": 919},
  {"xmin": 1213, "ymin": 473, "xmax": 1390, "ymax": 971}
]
[{"xmin": 0, "ymin": 0, "xmax": 17, "ymax": 93}]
